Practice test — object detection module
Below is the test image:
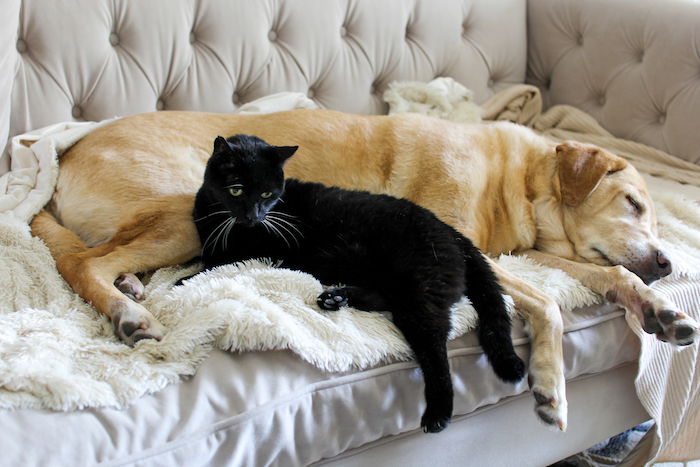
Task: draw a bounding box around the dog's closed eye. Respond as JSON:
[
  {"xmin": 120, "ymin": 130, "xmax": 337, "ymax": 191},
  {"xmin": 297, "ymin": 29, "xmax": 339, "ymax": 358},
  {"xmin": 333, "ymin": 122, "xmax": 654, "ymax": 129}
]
[{"xmin": 626, "ymin": 195, "xmax": 643, "ymax": 214}]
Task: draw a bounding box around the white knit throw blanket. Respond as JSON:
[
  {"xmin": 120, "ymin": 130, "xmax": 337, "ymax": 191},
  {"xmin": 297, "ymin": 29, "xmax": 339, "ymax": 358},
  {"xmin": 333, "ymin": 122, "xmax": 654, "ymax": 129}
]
[{"xmin": 1, "ymin": 84, "xmax": 699, "ymax": 465}]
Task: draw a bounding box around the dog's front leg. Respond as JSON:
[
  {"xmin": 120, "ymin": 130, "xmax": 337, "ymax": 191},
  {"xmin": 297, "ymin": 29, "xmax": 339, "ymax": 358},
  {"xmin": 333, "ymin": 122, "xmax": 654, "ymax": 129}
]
[
  {"xmin": 520, "ymin": 250, "xmax": 700, "ymax": 346},
  {"xmin": 488, "ymin": 258, "xmax": 568, "ymax": 431}
]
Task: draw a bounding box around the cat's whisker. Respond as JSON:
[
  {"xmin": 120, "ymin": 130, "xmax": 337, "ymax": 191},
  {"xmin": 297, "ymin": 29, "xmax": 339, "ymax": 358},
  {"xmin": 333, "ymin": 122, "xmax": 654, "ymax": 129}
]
[
  {"xmin": 266, "ymin": 216, "xmax": 298, "ymax": 245},
  {"xmin": 268, "ymin": 212, "xmax": 304, "ymax": 238},
  {"xmin": 223, "ymin": 217, "xmax": 236, "ymax": 251},
  {"xmin": 269, "ymin": 210, "xmax": 295, "ymax": 218},
  {"xmin": 262, "ymin": 218, "xmax": 292, "ymax": 250},
  {"xmin": 266, "ymin": 214, "xmax": 302, "ymax": 247},
  {"xmin": 214, "ymin": 217, "xmax": 234, "ymax": 252},
  {"xmin": 194, "ymin": 210, "xmax": 232, "ymax": 222},
  {"xmin": 202, "ymin": 217, "xmax": 233, "ymax": 253}
]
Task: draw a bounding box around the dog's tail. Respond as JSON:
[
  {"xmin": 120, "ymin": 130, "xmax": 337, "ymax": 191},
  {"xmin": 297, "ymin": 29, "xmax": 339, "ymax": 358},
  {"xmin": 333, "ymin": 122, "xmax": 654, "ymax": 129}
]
[
  {"xmin": 462, "ymin": 247, "xmax": 526, "ymax": 383},
  {"xmin": 30, "ymin": 210, "xmax": 89, "ymax": 261}
]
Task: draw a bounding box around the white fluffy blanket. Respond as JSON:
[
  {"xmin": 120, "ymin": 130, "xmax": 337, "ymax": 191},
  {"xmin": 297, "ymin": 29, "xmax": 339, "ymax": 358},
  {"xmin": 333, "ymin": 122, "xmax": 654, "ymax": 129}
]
[{"xmin": 1, "ymin": 83, "xmax": 699, "ymax": 466}]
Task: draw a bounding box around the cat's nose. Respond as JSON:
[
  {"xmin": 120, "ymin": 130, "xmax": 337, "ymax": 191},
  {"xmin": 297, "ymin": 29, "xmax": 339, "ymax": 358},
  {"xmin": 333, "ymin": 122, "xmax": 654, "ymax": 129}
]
[{"xmin": 246, "ymin": 212, "xmax": 261, "ymax": 224}]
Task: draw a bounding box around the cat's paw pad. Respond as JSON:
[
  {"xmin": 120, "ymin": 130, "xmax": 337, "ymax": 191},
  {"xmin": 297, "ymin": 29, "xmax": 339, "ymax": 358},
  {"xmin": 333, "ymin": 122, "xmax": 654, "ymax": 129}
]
[
  {"xmin": 421, "ymin": 410, "xmax": 451, "ymax": 434},
  {"xmin": 317, "ymin": 289, "xmax": 348, "ymax": 311}
]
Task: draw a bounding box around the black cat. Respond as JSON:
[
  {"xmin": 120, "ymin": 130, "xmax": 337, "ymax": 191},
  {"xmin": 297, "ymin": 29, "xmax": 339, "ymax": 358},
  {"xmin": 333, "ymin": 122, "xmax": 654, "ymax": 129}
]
[{"xmin": 183, "ymin": 134, "xmax": 526, "ymax": 433}]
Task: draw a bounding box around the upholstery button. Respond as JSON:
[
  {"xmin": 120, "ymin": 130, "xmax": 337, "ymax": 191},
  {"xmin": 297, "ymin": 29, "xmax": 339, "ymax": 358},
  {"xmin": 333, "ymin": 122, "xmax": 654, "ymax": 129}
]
[
  {"xmin": 599, "ymin": 96, "xmax": 606, "ymax": 106},
  {"xmin": 109, "ymin": 33, "xmax": 119, "ymax": 47},
  {"xmin": 340, "ymin": 26, "xmax": 347, "ymax": 37},
  {"xmin": 578, "ymin": 36, "xmax": 584, "ymax": 46},
  {"xmin": 658, "ymin": 114, "xmax": 666, "ymax": 124},
  {"xmin": 488, "ymin": 78, "xmax": 495, "ymax": 87},
  {"xmin": 307, "ymin": 89, "xmax": 315, "ymax": 98},
  {"xmin": 232, "ymin": 93, "xmax": 240, "ymax": 104},
  {"xmin": 16, "ymin": 39, "xmax": 27, "ymax": 53},
  {"xmin": 268, "ymin": 30, "xmax": 277, "ymax": 41},
  {"xmin": 156, "ymin": 99, "xmax": 165, "ymax": 111},
  {"xmin": 370, "ymin": 85, "xmax": 376, "ymax": 94},
  {"xmin": 72, "ymin": 106, "xmax": 82, "ymax": 119},
  {"xmin": 190, "ymin": 32, "xmax": 196, "ymax": 44}
]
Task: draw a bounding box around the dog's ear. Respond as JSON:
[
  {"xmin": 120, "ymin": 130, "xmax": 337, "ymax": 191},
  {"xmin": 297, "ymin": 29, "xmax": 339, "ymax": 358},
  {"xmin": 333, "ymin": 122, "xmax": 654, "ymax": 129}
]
[
  {"xmin": 213, "ymin": 136, "xmax": 230, "ymax": 154},
  {"xmin": 557, "ymin": 141, "xmax": 627, "ymax": 206}
]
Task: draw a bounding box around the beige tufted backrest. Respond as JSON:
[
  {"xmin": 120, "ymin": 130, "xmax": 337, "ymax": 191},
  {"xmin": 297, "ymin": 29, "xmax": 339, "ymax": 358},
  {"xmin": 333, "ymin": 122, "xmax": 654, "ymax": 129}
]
[
  {"xmin": 527, "ymin": 0, "xmax": 700, "ymax": 165},
  {"xmin": 1, "ymin": 0, "xmax": 525, "ymax": 166},
  {"xmin": 3, "ymin": 0, "xmax": 700, "ymax": 173}
]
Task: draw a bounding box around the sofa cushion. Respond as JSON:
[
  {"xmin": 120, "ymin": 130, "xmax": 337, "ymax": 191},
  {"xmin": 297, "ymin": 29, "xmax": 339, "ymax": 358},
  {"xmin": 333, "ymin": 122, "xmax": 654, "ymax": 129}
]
[{"xmin": 0, "ymin": 300, "xmax": 639, "ymax": 466}]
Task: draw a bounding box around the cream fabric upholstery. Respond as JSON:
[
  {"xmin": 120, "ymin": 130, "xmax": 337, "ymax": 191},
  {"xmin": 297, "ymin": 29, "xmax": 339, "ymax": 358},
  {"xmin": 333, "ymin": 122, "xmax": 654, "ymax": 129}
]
[
  {"xmin": 6, "ymin": 0, "xmax": 525, "ymax": 148},
  {"xmin": 0, "ymin": 0, "xmax": 21, "ymax": 174},
  {"xmin": 527, "ymin": 0, "xmax": 700, "ymax": 165}
]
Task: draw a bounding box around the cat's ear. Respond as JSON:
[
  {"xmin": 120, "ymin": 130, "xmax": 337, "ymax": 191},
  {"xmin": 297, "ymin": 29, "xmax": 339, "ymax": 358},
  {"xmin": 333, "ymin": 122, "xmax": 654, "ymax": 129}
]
[
  {"xmin": 274, "ymin": 146, "xmax": 298, "ymax": 164},
  {"xmin": 213, "ymin": 136, "xmax": 229, "ymax": 154}
]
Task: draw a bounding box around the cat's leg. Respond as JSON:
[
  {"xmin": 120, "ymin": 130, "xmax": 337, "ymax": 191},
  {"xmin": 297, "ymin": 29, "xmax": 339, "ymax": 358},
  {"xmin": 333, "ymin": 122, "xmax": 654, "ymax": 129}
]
[
  {"xmin": 390, "ymin": 307, "xmax": 453, "ymax": 433},
  {"xmin": 317, "ymin": 286, "xmax": 389, "ymax": 311},
  {"xmin": 462, "ymin": 251, "xmax": 526, "ymax": 384},
  {"xmin": 319, "ymin": 284, "xmax": 454, "ymax": 432}
]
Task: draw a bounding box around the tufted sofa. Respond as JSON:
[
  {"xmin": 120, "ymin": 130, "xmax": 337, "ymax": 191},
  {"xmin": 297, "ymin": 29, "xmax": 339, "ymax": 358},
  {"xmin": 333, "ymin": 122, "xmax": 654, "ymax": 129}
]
[{"xmin": 1, "ymin": 0, "xmax": 700, "ymax": 466}]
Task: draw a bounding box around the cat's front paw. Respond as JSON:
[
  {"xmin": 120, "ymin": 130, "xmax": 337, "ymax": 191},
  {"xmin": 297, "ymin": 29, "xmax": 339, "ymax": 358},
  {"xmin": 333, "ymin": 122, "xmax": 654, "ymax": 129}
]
[{"xmin": 317, "ymin": 288, "xmax": 349, "ymax": 310}]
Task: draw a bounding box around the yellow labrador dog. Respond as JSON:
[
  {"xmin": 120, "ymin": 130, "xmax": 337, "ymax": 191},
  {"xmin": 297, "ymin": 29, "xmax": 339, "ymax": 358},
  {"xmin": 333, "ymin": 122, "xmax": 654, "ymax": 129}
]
[{"xmin": 31, "ymin": 109, "xmax": 699, "ymax": 431}]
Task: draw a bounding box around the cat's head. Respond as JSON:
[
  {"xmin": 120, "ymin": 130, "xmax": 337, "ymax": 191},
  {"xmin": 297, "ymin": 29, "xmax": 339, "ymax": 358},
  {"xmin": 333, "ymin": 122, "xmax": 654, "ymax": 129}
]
[{"xmin": 202, "ymin": 134, "xmax": 298, "ymax": 226}]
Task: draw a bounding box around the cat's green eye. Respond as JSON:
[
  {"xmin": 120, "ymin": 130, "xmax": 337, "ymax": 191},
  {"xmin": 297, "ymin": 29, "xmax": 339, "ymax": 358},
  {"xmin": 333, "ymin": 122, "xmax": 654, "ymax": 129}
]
[
  {"xmin": 229, "ymin": 188, "xmax": 243, "ymax": 197},
  {"xmin": 261, "ymin": 192, "xmax": 273, "ymax": 199}
]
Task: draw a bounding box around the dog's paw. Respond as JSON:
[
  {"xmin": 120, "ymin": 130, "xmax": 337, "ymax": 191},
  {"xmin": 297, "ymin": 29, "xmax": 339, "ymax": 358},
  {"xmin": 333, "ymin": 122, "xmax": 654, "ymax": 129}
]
[
  {"xmin": 111, "ymin": 300, "xmax": 167, "ymax": 346},
  {"xmin": 639, "ymin": 294, "xmax": 700, "ymax": 346},
  {"xmin": 114, "ymin": 273, "xmax": 145, "ymax": 301},
  {"xmin": 527, "ymin": 368, "xmax": 567, "ymax": 432},
  {"xmin": 317, "ymin": 288, "xmax": 349, "ymax": 311}
]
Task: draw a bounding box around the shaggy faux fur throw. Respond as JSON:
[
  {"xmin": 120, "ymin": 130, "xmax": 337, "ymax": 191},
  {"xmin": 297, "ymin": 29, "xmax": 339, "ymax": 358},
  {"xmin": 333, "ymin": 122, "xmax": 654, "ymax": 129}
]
[{"xmin": 0, "ymin": 210, "xmax": 609, "ymax": 411}]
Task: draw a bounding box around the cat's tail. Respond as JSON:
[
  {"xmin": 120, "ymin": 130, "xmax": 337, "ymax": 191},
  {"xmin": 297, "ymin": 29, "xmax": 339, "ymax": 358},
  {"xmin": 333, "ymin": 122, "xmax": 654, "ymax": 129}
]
[{"xmin": 462, "ymin": 246, "xmax": 526, "ymax": 384}]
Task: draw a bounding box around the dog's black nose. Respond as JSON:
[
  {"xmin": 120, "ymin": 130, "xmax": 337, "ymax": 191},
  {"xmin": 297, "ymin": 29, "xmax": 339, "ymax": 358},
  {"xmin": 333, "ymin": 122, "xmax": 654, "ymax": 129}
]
[{"xmin": 657, "ymin": 250, "xmax": 672, "ymax": 277}]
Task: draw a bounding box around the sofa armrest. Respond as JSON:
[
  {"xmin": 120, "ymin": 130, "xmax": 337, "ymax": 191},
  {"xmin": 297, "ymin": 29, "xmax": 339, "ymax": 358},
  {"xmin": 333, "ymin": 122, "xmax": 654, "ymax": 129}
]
[
  {"xmin": 527, "ymin": 0, "xmax": 700, "ymax": 165},
  {"xmin": 0, "ymin": 0, "xmax": 21, "ymax": 175}
]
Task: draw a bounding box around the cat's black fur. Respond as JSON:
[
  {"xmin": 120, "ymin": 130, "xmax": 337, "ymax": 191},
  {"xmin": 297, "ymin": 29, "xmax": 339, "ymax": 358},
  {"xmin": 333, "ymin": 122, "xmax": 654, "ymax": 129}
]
[{"xmin": 184, "ymin": 134, "xmax": 526, "ymax": 433}]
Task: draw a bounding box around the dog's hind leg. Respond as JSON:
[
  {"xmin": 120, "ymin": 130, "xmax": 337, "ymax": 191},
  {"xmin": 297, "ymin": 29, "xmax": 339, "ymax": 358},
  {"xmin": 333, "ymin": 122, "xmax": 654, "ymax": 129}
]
[
  {"xmin": 31, "ymin": 198, "xmax": 200, "ymax": 346},
  {"xmin": 32, "ymin": 211, "xmax": 145, "ymax": 300}
]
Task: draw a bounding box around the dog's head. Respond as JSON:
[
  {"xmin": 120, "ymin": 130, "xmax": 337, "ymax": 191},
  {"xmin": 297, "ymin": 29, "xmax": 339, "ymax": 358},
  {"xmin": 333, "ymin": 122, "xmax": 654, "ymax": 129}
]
[{"xmin": 556, "ymin": 141, "xmax": 671, "ymax": 284}]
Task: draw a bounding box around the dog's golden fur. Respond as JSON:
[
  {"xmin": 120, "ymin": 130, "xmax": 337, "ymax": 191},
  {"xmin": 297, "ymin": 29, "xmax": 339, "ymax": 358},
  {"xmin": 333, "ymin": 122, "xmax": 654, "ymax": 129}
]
[{"xmin": 31, "ymin": 109, "xmax": 700, "ymax": 431}]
